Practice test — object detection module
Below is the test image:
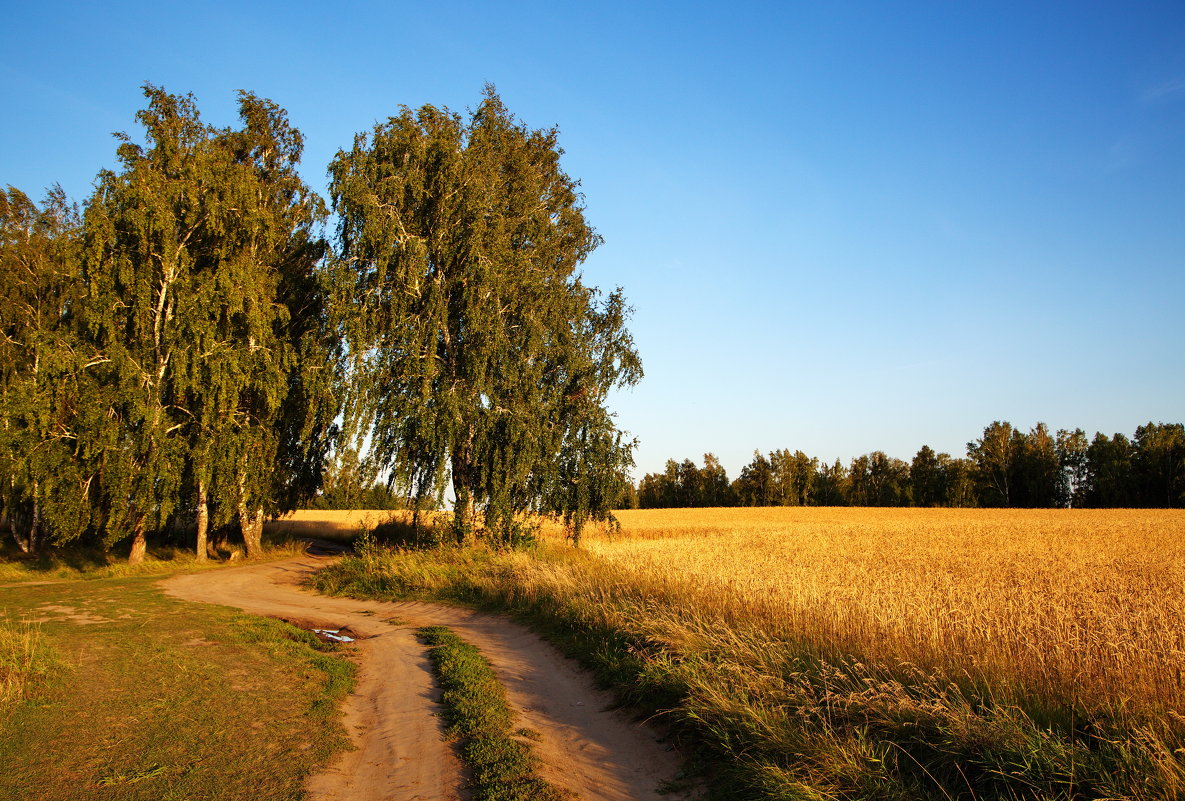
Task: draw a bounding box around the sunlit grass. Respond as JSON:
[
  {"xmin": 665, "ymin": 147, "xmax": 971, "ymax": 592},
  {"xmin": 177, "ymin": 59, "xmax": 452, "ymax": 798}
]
[
  {"xmin": 0, "ymin": 615, "xmax": 52, "ymax": 709},
  {"xmin": 0, "ymin": 573, "xmax": 355, "ymax": 801},
  {"xmin": 419, "ymin": 625, "xmax": 566, "ymax": 801},
  {"xmin": 0, "ymin": 538, "xmax": 309, "ymax": 583}
]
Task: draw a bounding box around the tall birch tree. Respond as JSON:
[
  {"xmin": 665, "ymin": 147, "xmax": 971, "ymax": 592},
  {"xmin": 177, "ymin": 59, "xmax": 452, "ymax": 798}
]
[
  {"xmin": 168, "ymin": 89, "xmax": 334, "ymax": 560},
  {"xmin": 329, "ymin": 87, "xmax": 639, "ymax": 544},
  {"xmin": 80, "ymin": 88, "xmax": 217, "ymax": 562}
]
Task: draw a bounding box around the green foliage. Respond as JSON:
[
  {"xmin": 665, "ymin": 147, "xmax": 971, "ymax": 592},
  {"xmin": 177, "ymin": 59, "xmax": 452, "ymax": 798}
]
[
  {"xmin": 1084, "ymin": 431, "xmax": 1137, "ymax": 507},
  {"xmin": 966, "ymin": 420, "xmax": 1020, "ymax": 507},
  {"xmin": 639, "ymin": 453, "xmax": 735, "ymax": 508},
  {"xmin": 909, "ymin": 445, "xmax": 943, "ymax": 507},
  {"xmin": 1131, "ymin": 422, "xmax": 1185, "ymax": 507},
  {"xmin": 1, "ymin": 85, "xmax": 339, "ymax": 561},
  {"xmin": 0, "ymin": 186, "xmax": 91, "ymax": 551},
  {"xmin": 966, "ymin": 421, "xmax": 1063, "ymax": 508},
  {"xmin": 329, "ymin": 85, "xmax": 640, "ymax": 546},
  {"xmin": 734, "ymin": 451, "xmax": 774, "ymax": 507},
  {"xmin": 78, "ymin": 87, "xmax": 218, "ymax": 551},
  {"xmin": 847, "ymin": 451, "xmax": 910, "ymax": 506},
  {"xmin": 1057, "ymin": 427, "xmax": 1090, "ymax": 507},
  {"xmin": 310, "ymin": 446, "xmax": 408, "ymax": 510}
]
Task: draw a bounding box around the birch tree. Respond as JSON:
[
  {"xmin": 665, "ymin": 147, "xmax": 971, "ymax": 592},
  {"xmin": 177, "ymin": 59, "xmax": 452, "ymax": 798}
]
[
  {"xmin": 166, "ymin": 91, "xmax": 334, "ymax": 559},
  {"xmin": 329, "ymin": 87, "xmax": 639, "ymax": 544},
  {"xmin": 81, "ymin": 85, "xmax": 335, "ymax": 561},
  {"xmin": 0, "ymin": 186, "xmax": 93, "ymax": 551}
]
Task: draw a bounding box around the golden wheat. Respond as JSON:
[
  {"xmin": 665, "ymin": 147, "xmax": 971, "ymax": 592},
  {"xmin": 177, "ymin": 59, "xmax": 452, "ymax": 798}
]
[
  {"xmin": 567, "ymin": 507, "xmax": 1185, "ymax": 718},
  {"xmin": 265, "ymin": 509, "xmax": 405, "ymax": 541}
]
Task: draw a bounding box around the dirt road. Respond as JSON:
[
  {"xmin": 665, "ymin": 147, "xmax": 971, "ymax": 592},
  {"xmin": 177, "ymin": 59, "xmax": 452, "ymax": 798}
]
[{"xmin": 162, "ymin": 550, "xmax": 687, "ymax": 801}]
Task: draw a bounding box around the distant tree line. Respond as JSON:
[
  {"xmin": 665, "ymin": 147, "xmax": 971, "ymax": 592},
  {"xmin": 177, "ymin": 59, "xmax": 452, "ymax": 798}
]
[
  {"xmin": 634, "ymin": 421, "xmax": 1185, "ymax": 509},
  {"xmin": 1, "ymin": 84, "xmax": 638, "ymax": 559}
]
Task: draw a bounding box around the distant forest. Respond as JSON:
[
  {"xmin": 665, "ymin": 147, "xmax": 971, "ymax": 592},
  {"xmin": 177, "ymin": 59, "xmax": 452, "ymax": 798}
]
[{"xmin": 630, "ymin": 421, "xmax": 1185, "ymax": 509}]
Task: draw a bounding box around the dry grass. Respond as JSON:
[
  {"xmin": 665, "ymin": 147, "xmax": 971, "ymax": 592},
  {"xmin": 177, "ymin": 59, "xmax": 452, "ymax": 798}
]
[
  {"xmin": 581, "ymin": 507, "xmax": 1185, "ymax": 719},
  {"xmin": 0, "ymin": 615, "xmax": 48, "ymax": 709}
]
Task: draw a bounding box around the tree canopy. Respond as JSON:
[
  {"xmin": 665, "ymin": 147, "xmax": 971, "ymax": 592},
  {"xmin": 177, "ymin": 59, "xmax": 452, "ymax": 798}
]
[
  {"xmin": 2, "ymin": 84, "xmax": 640, "ymax": 558},
  {"xmin": 77, "ymin": 86, "xmax": 337, "ymax": 561},
  {"xmin": 329, "ymin": 86, "xmax": 641, "ymax": 544},
  {"xmin": 0, "ymin": 186, "xmax": 88, "ymax": 551},
  {"xmin": 1, "ymin": 85, "xmax": 339, "ymax": 561}
]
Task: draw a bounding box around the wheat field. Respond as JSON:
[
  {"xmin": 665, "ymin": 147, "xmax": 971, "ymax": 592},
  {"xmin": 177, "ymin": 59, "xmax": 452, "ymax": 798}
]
[
  {"xmin": 577, "ymin": 507, "xmax": 1185, "ymax": 719},
  {"xmin": 315, "ymin": 506, "xmax": 1185, "ymax": 796},
  {"xmin": 265, "ymin": 509, "xmax": 405, "ymax": 541}
]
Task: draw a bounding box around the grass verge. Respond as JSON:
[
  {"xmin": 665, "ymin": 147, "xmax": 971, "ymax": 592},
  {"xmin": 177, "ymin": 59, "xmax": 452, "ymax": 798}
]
[
  {"xmin": 418, "ymin": 625, "xmax": 568, "ymax": 801},
  {"xmin": 313, "ymin": 542, "xmax": 1185, "ymax": 801},
  {"xmin": 0, "ymin": 572, "xmax": 355, "ymax": 801}
]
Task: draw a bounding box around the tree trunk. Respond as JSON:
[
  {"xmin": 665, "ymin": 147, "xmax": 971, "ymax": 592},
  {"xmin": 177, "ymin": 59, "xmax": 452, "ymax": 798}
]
[
  {"xmin": 236, "ymin": 468, "xmax": 265, "ymax": 558},
  {"xmin": 128, "ymin": 519, "xmax": 147, "ymax": 565},
  {"xmin": 452, "ymin": 488, "xmax": 476, "ymax": 545},
  {"xmin": 451, "ymin": 440, "xmax": 478, "ymax": 545},
  {"xmin": 236, "ymin": 498, "xmax": 252, "ymax": 556},
  {"xmin": 240, "ymin": 506, "xmax": 264, "ymax": 558},
  {"xmin": 208, "ymin": 527, "xmax": 227, "ymax": 559},
  {"xmin": 195, "ymin": 477, "xmax": 209, "ymax": 563},
  {"xmin": 28, "ymin": 482, "xmax": 41, "ymax": 553},
  {"xmin": 11, "ymin": 519, "xmax": 31, "ymax": 553},
  {"xmin": 252, "ymin": 508, "xmax": 265, "ymax": 556},
  {"xmin": 8, "ymin": 493, "xmax": 31, "ymax": 553}
]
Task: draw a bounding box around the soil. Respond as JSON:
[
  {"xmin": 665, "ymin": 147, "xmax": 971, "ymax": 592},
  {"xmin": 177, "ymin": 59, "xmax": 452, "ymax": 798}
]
[{"xmin": 162, "ymin": 547, "xmax": 690, "ymax": 801}]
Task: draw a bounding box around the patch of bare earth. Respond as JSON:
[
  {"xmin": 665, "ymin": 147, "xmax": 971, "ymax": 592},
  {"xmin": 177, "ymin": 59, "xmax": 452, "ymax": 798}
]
[
  {"xmin": 162, "ymin": 551, "xmax": 688, "ymax": 801},
  {"xmin": 31, "ymin": 604, "xmax": 116, "ymax": 625}
]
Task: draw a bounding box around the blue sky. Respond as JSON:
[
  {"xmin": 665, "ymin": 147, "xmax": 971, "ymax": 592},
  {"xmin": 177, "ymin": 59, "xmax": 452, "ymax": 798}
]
[{"xmin": 4, "ymin": 1, "xmax": 1183, "ymax": 479}]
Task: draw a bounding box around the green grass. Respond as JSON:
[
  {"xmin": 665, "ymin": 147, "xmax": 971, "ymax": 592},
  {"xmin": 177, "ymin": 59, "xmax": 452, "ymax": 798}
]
[
  {"xmin": 418, "ymin": 625, "xmax": 568, "ymax": 801},
  {"xmin": 0, "ymin": 570, "xmax": 355, "ymax": 801},
  {"xmin": 313, "ymin": 543, "xmax": 1185, "ymax": 801}
]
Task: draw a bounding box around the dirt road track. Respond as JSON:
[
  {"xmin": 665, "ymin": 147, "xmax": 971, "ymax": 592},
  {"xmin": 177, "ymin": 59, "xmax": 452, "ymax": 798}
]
[{"xmin": 162, "ymin": 551, "xmax": 688, "ymax": 801}]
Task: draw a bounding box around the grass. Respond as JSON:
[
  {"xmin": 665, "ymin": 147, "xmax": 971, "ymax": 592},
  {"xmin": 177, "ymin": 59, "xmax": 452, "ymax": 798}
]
[
  {"xmin": 418, "ymin": 625, "xmax": 568, "ymax": 801},
  {"xmin": 0, "ymin": 614, "xmax": 54, "ymax": 708},
  {"xmin": 0, "ymin": 567, "xmax": 355, "ymax": 800},
  {"xmin": 313, "ymin": 507, "xmax": 1185, "ymax": 801}
]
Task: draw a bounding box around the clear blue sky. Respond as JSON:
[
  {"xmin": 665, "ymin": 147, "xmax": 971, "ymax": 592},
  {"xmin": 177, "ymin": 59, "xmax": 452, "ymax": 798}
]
[{"xmin": 4, "ymin": 1, "xmax": 1183, "ymax": 480}]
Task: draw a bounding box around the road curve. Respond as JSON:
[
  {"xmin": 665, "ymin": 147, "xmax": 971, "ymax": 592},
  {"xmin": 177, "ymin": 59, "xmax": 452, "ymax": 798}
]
[{"xmin": 161, "ymin": 551, "xmax": 687, "ymax": 801}]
